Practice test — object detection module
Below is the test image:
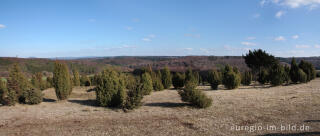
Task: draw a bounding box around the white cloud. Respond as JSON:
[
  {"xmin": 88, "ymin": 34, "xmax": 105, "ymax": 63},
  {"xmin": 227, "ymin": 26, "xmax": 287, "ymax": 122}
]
[
  {"xmin": 183, "ymin": 48, "xmax": 193, "ymax": 51},
  {"xmin": 247, "ymin": 37, "xmax": 256, "ymax": 40},
  {"xmin": 184, "ymin": 33, "xmax": 201, "ymax": 38},
  {"xmin": 0, "ymin": 24, "xmax": 6, "ymax": 29},
  {"xmin": 292, "ymin": 35, "xmax": 299, "ymax": 39},
  {"xmin": 142, "ymin": 34, "xmax": 156, "ymax": 42},
  {"xmin": 296, "ymin": 44, "xmax": 310, "ymax": 48},
  {"xmin": 241, "ymin": 42, "xmax": 257, "ymax": 46},
  {"xmin": 125, "ymin": 26, "xmax": 133, "ymax": 31},
  {"xmin": 314, "ymin": 44, "xmax": 320, "ymax": 48},
  {"xmin": 142, "ymin": 38, "xmax": 151, "ymax": 42},
  {"xmin": 274, "ymin": 36, "xmax": 286, "ymax": 41},
  {"xmin": 275, "ymin": 10, "xmax": 285, "ymax": 18},
  {"xmin": 262, "ymin": 0, "xmax": 320, "ymax": 9}
]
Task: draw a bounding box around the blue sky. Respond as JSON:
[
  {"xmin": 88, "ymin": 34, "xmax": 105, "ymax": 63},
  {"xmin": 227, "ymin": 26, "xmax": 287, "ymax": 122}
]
[{"xmin": 0, "ymin": 0, "xmax": 320, "ymax": 58}]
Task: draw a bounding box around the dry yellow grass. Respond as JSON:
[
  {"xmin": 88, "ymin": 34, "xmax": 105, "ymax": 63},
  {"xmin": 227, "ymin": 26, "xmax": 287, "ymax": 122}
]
[{"xmin": 0, "ymin": 79, "xmax": 319, "ymax": 136}]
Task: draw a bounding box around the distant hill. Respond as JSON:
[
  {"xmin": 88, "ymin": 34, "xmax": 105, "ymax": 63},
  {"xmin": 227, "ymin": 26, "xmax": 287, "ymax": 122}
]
[{"xmin": 1, "ymin": 56, "xmax": 320, "ymax": 77}]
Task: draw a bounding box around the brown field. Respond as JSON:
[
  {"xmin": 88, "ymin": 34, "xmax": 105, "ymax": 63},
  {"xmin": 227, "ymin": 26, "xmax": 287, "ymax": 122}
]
[{"xmin": 0, "ymin": 79, "xmax": 320, "ymax": 136}]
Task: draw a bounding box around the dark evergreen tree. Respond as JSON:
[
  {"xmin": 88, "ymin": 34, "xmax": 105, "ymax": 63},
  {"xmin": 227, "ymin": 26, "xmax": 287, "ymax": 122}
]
[
  {"xmin": 269, "ymin": 64, "xmax": 285, "ymax": 86},
  {"xmin": 290, "ymin": 58, "xmax": 300, "ymax": 83},
  {"xmin": 241, "ymin": 71, "xmax": 252, "ymax": 86}
]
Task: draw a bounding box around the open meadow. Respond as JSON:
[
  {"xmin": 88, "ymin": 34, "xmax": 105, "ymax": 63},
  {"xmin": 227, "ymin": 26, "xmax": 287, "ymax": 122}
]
[{"xmin": 0, "ymin": 79, "xmax": 319, "ymax": 136}]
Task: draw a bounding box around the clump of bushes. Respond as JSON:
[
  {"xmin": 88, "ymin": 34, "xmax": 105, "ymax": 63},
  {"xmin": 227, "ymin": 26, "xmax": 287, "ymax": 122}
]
[
  {"xmin": 257, "ymin": 69, "xmax": 269, "ymax": 84},
  {"xmin": 299, "ymin": 60, "xmax": 316, "ymax": 82},
  {"xmin": 53, "ymin": 61, "xmax": 73, "ymax": 100},
  {"xmin": 222, "ymin": 65, "xmax": 241, "ymax": 89},
  {"xmin": 297, "ymin": 69, "xmax": 307, "ymax": 83},
  {"xmin": 31, "ymin": 72, "xmax": 50, "ymax": 90},
  {"xmin": 178, "ymin": 87, "xmax": 212, "ymax": 108},
  {"xmin": 241, "ymin": 71, "xmax": 252, "ymax": 86},
  {"xmin": 172, "ymin": 72, "xmax": 185, "ymax": 89},
  {"xmin": 161, "ymin": 66, "xmax": 172, "ymax": 89},
  {"xmin": 95, "ymin": 68, "xmax": 126, "ymax": 107},
  {"xmin": 2, "ymin": 64, "xmax": 43, "ymax": 106},
  {"xmin": 208, "ymin": 70, "xmax": 222, "ymax": 90}
]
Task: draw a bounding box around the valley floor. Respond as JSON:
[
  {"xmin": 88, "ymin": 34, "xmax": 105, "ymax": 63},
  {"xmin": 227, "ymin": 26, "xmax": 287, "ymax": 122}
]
[{"xmin": 0, "ymin": 79, "xmax": 320, "ymax": 136}]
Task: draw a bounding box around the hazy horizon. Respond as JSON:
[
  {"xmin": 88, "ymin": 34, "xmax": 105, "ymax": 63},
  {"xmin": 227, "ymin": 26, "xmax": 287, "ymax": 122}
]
[{"xmin": 1, "ymin": 0, "xmax": 320, "ymax": 58}]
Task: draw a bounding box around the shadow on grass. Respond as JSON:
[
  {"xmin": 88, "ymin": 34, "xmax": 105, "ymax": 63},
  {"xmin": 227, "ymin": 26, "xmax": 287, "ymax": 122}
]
[
  {"xmin": 87, "ymin": 88, "xmax": 96, "ymax": 92},
  {"xmin": 42, "ymin": 98, "xmax": 56, "ymax": 102},
  {"xmin": 304, "ymin": 120, "xmax": 320, "ymax": 123},
  {"xmin": 258, "ymin": 132, "xmax": 320, "ymax": 136},
  {"xmin": 144, "ymin": 102, "xmax": 188, "ymax": 108},
  {"xmin": 68, "ymin": 99, "xmax": 99, "ymax": 107}
]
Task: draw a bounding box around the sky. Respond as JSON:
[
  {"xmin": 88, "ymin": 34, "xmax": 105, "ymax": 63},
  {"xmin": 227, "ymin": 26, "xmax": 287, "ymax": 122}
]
[{"xmin": 0, "ymin": 0, "xmax": 320, "ymax": 58}]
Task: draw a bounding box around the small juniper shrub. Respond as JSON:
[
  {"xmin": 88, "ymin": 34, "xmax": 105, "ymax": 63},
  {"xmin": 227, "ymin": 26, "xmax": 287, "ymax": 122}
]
[
  {"xmin": 95, "ymin": 68, "xmax": 126, "ymax": 107},
  {"xmin": 172, "ymin": 72, "xmax": 185, "ymax": 89},
  {"xmin": 208, "ymin": 70, "xmax": 222, "ymax": 90},
  {"xmin": 21, "ymin": 87, "xmax": 43, "ymax": 104},
  {"xmin": 222, "ymin": 65, "xmax": 241, "ymax": 89},
  {"xmin": 299, "ymin": 60, "xmax": 316, "ymax": 82},
  {"xmin": 241, "ymin": 71, "xmax": 252, "ymax": 86},
  {"xmin": 290, "ymin": 58, "xmax": 300, "ymax": 83},
  {"xmin": 53, "ymin": 61, "xmax": 73, "ymax": 100},
  {"xmin": 151, "ymin": 70, "xmax": 164, "ymax": 91},
  {"xmin": 161, "ymin": 66, "xmax": 172, "ymax": 89},
  {"xmin": 269, "ymin": 64, "xmax": 285, "ymax": 86},
  {"xmin": 257, "ymin": 69, "xmax": 269, "ymax": 84},
  {"xmin": 283, "ymin": 65, "xmax": 291, "ymax": 84},
  {"xmin": 184, "ymin": 68, "xmax": 199, "ymax": 90},
  {"xmin": 123, "ymin": 81, "xmax": 144, "ymax": 110},
  {"xmin": 140, "ymin": 72, "xmax": 153, "ymax": 95},
  {"xmin": 297, "ymin": 69, "xmax": 307, "ymax": 83},
  {"xmin": 178, "ymin": 87, "xmax": 212, "ymax": 108},
  {"xmin": 72, "ymin": 69, "xmax": 81, "ymax": 86},
  {"xmin": 80, "ymin": 75, "xmax": 91, "ymax": 86},
  {"xmin": 0, "ymin": 80, "xmax": 8, "ymax": 105}
]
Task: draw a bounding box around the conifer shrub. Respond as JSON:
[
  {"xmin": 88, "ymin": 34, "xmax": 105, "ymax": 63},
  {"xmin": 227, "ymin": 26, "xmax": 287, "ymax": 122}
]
[
  {"xmin": 257, "ymin": 69, "xmax": 269, "ymax": 84},
  {"xmin": 290, "ymin": 58, "xmax": 300, "ymax": 83},
  {"xmin": 123, "ymin": 83, "xmax": 144, "ymax": 110},
  {"xmin": 208, "ymin": 70, "xmax": 222, "ymax": 90},
  {"xmin": 2, "ymin": 89, "xmax": 16, "ymax": 106},
  {"xmin": 172, "ymin": 72, "xmax": 185, "ymax": 89},
  {"xmin": 222, "ymin": 65, "xmax": 241, "ymax": 89},
  {"xmin": 95, "ymin": 68, "xmax": 126, "ymax": 107},
  {"xmin": 72, "ymin": 69, "xmax": 81, "ymax": 86},
  {"xmin": 140, "ymin": 72, "xmax": 153, "ymax": 95},
  {"xmin": 178, "ymin": 88, "xmax": 212, "ymax": 108},
  {"xmin": 317, "ymin": 71, "xmax": 320, "ymax": 78},
  {"xmin": 283, "ymin": 65, "xmax": 291, "ymax": 84},
  {"xmin": 0, "ymin": 80, "xmax": 7, "ymax": 105},
  {"xmin": 161, "ymin": 66, "xmax": 172, "ymax": 89},
  {"xmin": 269, "ymin": 64, "xmax": 285, "ymax": 86},
  {"xmin": 80, "ymin": 75, "xmax": 91, "ymax": 86},
  {"xmin": 185, "ymin": 68, "xmax": 199, "ymax": 90},
  {"xmin": 46, "ymin": 77, "xmax": 53, "ymax": 88},
  {"xmin": 241, "ymin": 71, "xmax": 252, "ymax": 86},
  {"xmin": 31, "ymin": 72, "xmax": 48, "ymax": 90},
  {"xmin": 21, "ymin": 88, "xmax": 43, "ymax": 104},
  {"xmin": 151, "ymin": 70, "xmax": 164, "ymax": 91},
  {"xmin": 297, "ymin": 69, "xmax": 307, "ymax": 83},
  {"xmin": 299, "ymin": 60, "xmax": 316, "ymax": 82},
  {"xmin": 53, "ymin": 61, "xmax": 73, "ymax": 100}
]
